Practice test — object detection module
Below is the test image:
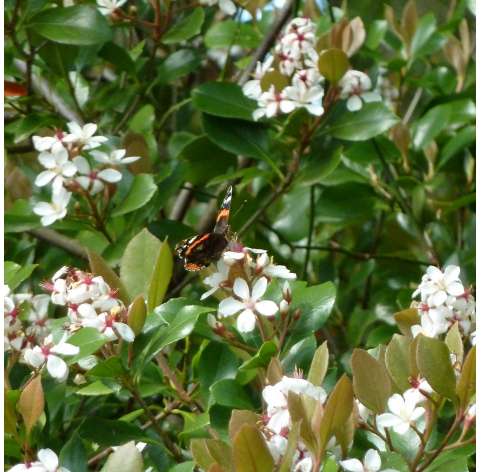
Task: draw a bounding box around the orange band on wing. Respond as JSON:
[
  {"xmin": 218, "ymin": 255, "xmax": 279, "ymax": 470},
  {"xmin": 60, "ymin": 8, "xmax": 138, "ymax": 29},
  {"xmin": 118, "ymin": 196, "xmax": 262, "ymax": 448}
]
[
  {"xmin": 184, "ymin": 233, "xmax": 210, "ymax": 256},
  {"xmin": 216, "ymin": 208, "xmax": 230, "ymax": 222}
]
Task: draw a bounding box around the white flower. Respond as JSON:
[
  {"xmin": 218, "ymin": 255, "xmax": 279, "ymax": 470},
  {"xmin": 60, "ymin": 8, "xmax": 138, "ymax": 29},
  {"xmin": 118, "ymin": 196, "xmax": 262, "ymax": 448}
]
[
  {"xmin": 73, "ymin": 155, "xmax": 122, "ymax": 195},
  {"xmin": 222, "ymin": 245, "xmax": 266, "ymax": 264},
  {"xmin": 340, "ymin": 449, "xmax": 384, "ymax": 472},
  {"xmin": 262, "ymin": 376, "xmax": 326, "ymax": 434},
  {"xmin": 10, "ymin": 448, "xmax": 71, "ymax": 472},
  {"xmin": 470, "ymin": 330, "xmax": 476, "ymax": 345},
  {"xmin": 242, "ymin": 57, "xmax": 275, "ymax": 100},
  {"xmin": 280, "ymin": 18, "xmax": 316, "ymax": 57},
  {"xmin": 35, "ymin": 146, "xmax": 77, "ymax": 191},
  {"xmin": 266, "ymin": 434, "xmax": 288, "ymax": 463},
  {"xmin": 405, "ymin": 376, "xmax": 433, "ymax": 405},
  {"xmin": 33, "ymin": 186, "xmax": 71, "ymax": 226},
  {"xmin": 26, "ymin": 294, "xmax": 51, "ymax": 340},
  {"xmin": 275, "ymin": 48, "xmax": 302, "ymax": 76},
  {"xmin": 32, "ymin": 132, "xmax": 67, "ymax": 153},
  {"xmin": 63, "ymin": 122, "xmax": 108, "ymax": 150},
  {"xmin": 96, "ymin": 0, "xmax": 127, "ymax": 15},
  {"xmin": 293, "ymin": 456, "xmax": 313, "ymax": 472},
  {"xmin": 255, "ymin": 253, "xmax": 297, "ymax": 280},
  {"xmin": 412, "ymin": 265, "xmax": 465, "ymax": 307},
  {"xmin": 82, "ymin": 312, "xmax": 135, "ymax": 342},
  {"xmin": 355, "ymin": 399, "xmax": 371, "ymax": 423},
  {"xmin": 376, "ymin": 393, "xmax": 425, "ymax": 435},
  {"xmin": 24, "ymin": 334, "xmax": 79, "ymax": 381},
  {"xmin": 293, "ymin": 67, "xmax": 321, "ymax": 88},
  {"xmin": 199, "ymin": 0, "xmax": 236, "ymax": 15},
  {"xmin": 218, "ymin": 277, "xmax": 278, "ymax": 332},
  {"xmin": 89, "ymin": 149, "xmax": 140, "ymax": 166},
  {"xmin": 253, "ymin": 86, "xmax": 295, "ymax": 121},
  {"xmin": 201, "ymin": 260, "xmax": 230, "ymax": 300},
  {"xmin": 283, "ymin": 80, "xmax": 324, "ymax": 116},
  {"xmin": 412, "ymin": 303, "xmax": 450, "ymax": 338},
  {"xmin": 339, "ymin": 70, "xmax": 381, "ymax": 112}
]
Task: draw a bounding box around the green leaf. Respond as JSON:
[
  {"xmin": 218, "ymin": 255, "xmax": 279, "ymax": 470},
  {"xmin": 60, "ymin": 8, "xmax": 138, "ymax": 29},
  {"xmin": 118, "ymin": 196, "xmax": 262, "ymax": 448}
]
[
  {"xmin": 424, "ymin": 448, "xmax": 471, "ymax": 472},
  {"xmin": 439, "ymin": 126, "xmax": 475, "ymax": 169},
  {"xmin": 127, "ymin": 295, "xmax": 147, "ymax": 336},
  {"xmin": 79, "ymin": 419, "xmax": 150, "ymax": 447},
  {"xmin": 120, "ymin": 229, "xmax": 162, "ymax": 300},
  {"xmin": 445, "ymin": 323, "xmax": 464, "ymax": 364},
  {"xmin": 192, "ymin": 82, "xmax": 257, "ymax": 121},
  {"xmin": 410, "ymin": 14, "xmax": 441, "ymax": 60},
  {"xmin": 317, "ymin": 48, "xmax": 350, "ymax": 83},
  {"xmin": 380, "ymin": 451, "xmax": 410, "ymax": 472},
  {"xmin": 205, "ymin": 20, "xmax": 261, "ymax": 49},
  {"xmin": 147, "ymin": 238, "xmax": 173, "ymax": 312},
  {"xmin": 66, "ymin": 328, "xmax": 108, "ymax": 365},
  {"xmin": 287, "ymin": 282, "xmax": 336, "ymax": 346},
  {"xmin": 318, "ymin": 374, "xmax": 353, "ymax": 454},
  {"xmin": 60, "ymin": 432, "xmax": 87, "ymax": 472},
  {"xmin": 416, "ymin": 335, "xmax": 457, "ymax": 402},
  {"xmin": 28, "ymin": 5, "xmax": 112, "ymax": 45},
  {"xmin": 282, "ymin": 335, "xmax": 317, "ymax": 374},
  {"xmin": 199, "ymin": 342, "xmax": 240, "ymax": 400},
  {"xmin": 239, "ymin": 341, "xmax": 277, "ymax": 372},
  {"xmin": 286, "ymin": 392, "xmax": 317, "ymax": 453},
  {"xmin": 203, "ymin": 114, "xmax": 284, "ymax": 179},
  {"xmin": 4, "ymin": 262, "xmax": 37, "ymax": 291},
  {"xmin": 233, "ymin": 425, "xmax": 274, "ymax": 472},
  {"xmin": 394, "ymin": 308, "xmax": 420, "ymax": 336},
  {"xmin": 210, "ymin": 379, "xmax": 254, "ymax": 410},
  {"xmin": 307, "ymin": 341, "xmax": 329, "ymax": 387},
  {"xmin": 134, "ymin": 298, "xmax": 214, "ymax": 368},
  {"xmin": 178, "ymin": 136, "xmax": 236, "ymax": 185},
  {"xmin": 456, "ymin": 346, "xmax": 475, "ymax": 410},
  {"xmin": 352, "ymin": 348, "xmax": 392, "ymax": 414},
  {"xmin": 413, "ymin": 103, "xmax": 451, "ymax": 150},
  {"xmin": 157, "ymin": 49, "xmax": 201, "ymax": 84},
  {"xmin": 169, "ymin": 462, "xmax": 195, "ymax": 472},
  {"xmin": 323, "ymin": 103, "xmax": 399, "ymax": 141},
  {"xmin": 100, "ymin": 441, "xmax": 143, "ymax": 472},
  {"xmin": 385, "ymin": 334, "xmax": 412, "ymax": 392},
  {"xmin": 87, "ymin": 249, "xmax": 130, "ymax": 305},
  {"xmin": 76, "ymin": 380, "xmax": 115, "ymax": 396},
  {"xmin": 88, "ymin": 357, "xmax": 125, "ymax": 379},
  {"xmin": 112, "ymin": 174, "xmax": 157, "ymax": 217},
  {"xmin": 228, "ymin": 410, "xmax": 259, "ymax": 441},
  {"xmin": 162, "ymin": 8, "xmax": 205, "ymax": 44}
]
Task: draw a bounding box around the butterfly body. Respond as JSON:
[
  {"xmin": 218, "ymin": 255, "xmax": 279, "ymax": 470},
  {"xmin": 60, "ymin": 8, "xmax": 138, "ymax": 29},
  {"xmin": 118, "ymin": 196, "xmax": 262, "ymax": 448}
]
[{"xmin": 176, "ymin": 186, "xmax": 233, "ymax": 271}]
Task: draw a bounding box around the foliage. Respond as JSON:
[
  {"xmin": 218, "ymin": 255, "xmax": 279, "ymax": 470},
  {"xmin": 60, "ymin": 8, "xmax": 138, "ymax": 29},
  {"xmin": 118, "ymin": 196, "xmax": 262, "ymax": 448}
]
[{"xmin": 4, "ymin": 0, "xmax": 475, "ymax": 471}]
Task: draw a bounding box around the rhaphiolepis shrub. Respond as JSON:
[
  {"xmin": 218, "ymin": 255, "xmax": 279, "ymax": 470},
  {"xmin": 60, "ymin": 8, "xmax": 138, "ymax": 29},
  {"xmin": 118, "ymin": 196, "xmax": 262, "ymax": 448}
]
[{"xmin": 4, "ymin": 0, "xmax": 475, "ymax": 471}]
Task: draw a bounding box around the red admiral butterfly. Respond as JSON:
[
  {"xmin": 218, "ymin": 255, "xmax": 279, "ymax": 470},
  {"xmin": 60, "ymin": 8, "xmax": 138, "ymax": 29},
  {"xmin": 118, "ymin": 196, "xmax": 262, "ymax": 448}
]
[{"xmin": 175, "ymin": 186, "xmax": 233, "ymax": 271}]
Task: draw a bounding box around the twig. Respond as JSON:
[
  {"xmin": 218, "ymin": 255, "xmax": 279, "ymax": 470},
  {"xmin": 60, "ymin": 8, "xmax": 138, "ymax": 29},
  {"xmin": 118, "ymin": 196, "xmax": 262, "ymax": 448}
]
[
  {"xmin": 13, "ymin": 59, "xmax": 84, "ymax": 124},
  {"xmin": 302, "ymin": 185, "xmax": 316, "ymax": 279},
  {"xmin": 402, "ymin": 87, "xmax": 422, "ymax": 125},
  {"xmin": 28, "ymin": 229, "xmax": 88, "ymax": 260},
  {"xmin": 169, "ymin": 182, "xmax": 195, "ymax": 221},
  {"xmin": 156, "ymin": 353, "xmax": 194, "ymax": 405}
]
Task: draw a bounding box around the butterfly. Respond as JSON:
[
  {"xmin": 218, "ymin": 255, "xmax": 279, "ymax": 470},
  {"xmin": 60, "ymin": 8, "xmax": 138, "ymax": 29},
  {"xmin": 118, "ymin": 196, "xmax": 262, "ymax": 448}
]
[{"xmin": 175, "ymin": 186, "xmax": 233, "ymax": 271}]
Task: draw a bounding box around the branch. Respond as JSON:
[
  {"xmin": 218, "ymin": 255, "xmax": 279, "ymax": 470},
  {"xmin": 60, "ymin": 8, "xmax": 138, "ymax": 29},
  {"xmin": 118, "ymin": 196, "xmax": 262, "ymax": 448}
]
[
  {"xmin": 28, "ymin": 228, "xmax": 88, "ymax": 260},
  {"xmin": 13, "ymin": 59, "xmax": 84, "ymax": 124}
]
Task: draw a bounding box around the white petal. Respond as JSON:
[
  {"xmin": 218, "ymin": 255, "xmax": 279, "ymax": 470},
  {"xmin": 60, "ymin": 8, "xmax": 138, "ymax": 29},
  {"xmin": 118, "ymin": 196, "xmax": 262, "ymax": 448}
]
[
  {"xmin": 219, "ymin": 0, "xmax": 236, "ymax": 15},
  {"xmin": 447, "ymin": 282, "xmax": 464, "ymax": 297},
  {"xmin": 387, "ymin": 394, "xmax": 404, "ymax": 415},
  {"xmin": 35, "ymin": 171, "xmax": 56, "ymax": 187},
  {"xmin": 376, "ymin": 413, "xmax": 402, "ymax": 429},
  {"xmin": 33, "ymin": 136, "xmax": 55, "ymax": 151},
  {"xmin": 362, "ymin": 91, "xmax": 382, "ymax": 103},
  {"xmin": 114, "ymin": 322, "xmax": 135, "ymax": 342},
  {"xmin": 90, "ymin": 150, "xmax": 109, "ymax": 163},
  {"xmin": 41, "ymin": 214, "xmax": 60, "ymax": 226},
  {"xmin": 73, "ymin": 155, "xmax": 90, "ymax": 174},
  {"xmin": 255, "ymin": 300, "xmax": 278, "ymax": 317},
  {"xmin": 251, "ymin": 277, "xmax": 268, "ymax": 300},
  {"xmin": 24, "ymin": 349, "xmax": 46, "ymax": 368},
  {"xmin": 236, "ymin": 309, "xmax": 257, "ymax": 332},
  {"xmin": 411, "ymin": 406, "xmax": 425, "ymax": 421},
  {"xmin": 339, "ymin": 458, "xmax": 364, "ymax": 472},
  {"xmin": 46, "ymin": 355, "xmax": 68, "ymax": 380},
  {"xmin": 347, "ymin": 95, "xmax": 363, "ymax": 111},
  {"xmin": 38, "ymin": 152, "xmax": 56, "ymax": 169},
  {"xmin": 429, "ymin": 290, "xmax": 447, "ymax": 307},
  {"xmin": 218, "ymin": 297, "xmax": 245, "ymax": 316},
  {"xmin": 444, "ymin": 265, "xmax": 460, "ymax": 283},
  {"xmin": 121, "ymin": 155, "xmax": 141, "ymax": 164},
  {"xmin": 62, "ymin": 161, "xmax": 78, "ymax": 177},
  {"xmin": 98, "ymin": 168, "xmax": 122, "ymax": 183},
  {"xmin": 267, "ymin": 409, "xmax": 290, "ymax": 434},
  {"xmin": 51, "ymin": 342, "xmax": 79, "ymax": 356},
  {"xmin": 364, "ymin": 449, "xmax": 381, "ymax": 471},
  {"xmin": 392, "ymin": 421, "xmax": 410, "ymax": 435},
  {"xmin": 83, "ymin": 123, "xmax": 98, "ymax": 138},
  {"xmin": 33, "ymin": 202, "xmax": 54, "ymax": 216},
  {"xmin": 233, "ymin": 277, "xmax": 250, "ymax": 300},
  {"xmin": 37, "ymin": 448, "xmax": 59, "ymax": 471},
  {"xmin": 262, "ymin": 385, "xmax": 286, "ymax": 408}
]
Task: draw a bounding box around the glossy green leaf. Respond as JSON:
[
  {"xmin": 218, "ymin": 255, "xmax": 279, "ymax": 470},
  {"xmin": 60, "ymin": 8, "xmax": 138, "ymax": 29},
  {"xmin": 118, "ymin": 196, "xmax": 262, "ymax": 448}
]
[
  {"xmin": 439, "ymin": 126, "xmax": 475, "ymax": 169},
  {"xmin": 239, "ymin": 341, "xmax": 277, "ymax": 372},
  {"xmin": 193, "ymin": 82, "xmax": 257, "ymax": 121},
  {"xmin": 127, "ymin": 295, "xmax": 147, "ymax": 336},
  {"xmin": 66, "ymin": 328, "xmax": 108, "ymax": 365},
  {"xmin": 445, "ymin": 322, "xmax": 464, "ymax": 364},
  {"xmin": 394, "ymin": 308, "xmax": 420, "ymax": 337},
  {"xmin": 385, "ymin": 334, "xmax": 412, "ymax": 392},
  {"xmin": 413, "ymin": 103, "xmax": 451, "ymax": 150},
  {"xmin": 112, "ymin": 174, "xmax": 157, "ymax": 217},
  {"xmin": 88, "ymin": 357, "xmax": 125, "ymax": 379},
  {"xmin": 205, "ymin": 20, "xmax": 261, "ymax": 49},
  {"xmin": 317, "ymin": 48, "xmax": 350, "ymax": 83},
  {"xmin": 323, "ymin": 103, "xmax": 399, "ymax": 141},
  {"xmin": 4, "ymin": 262, "xmax": 37, "ymax": 291},
  {"xmin": 228, "ymin": 410, "xmax": 259, "ymax": 441},
  {"xmin": 416, "ymin": 335, "xmax": 457, "ymax": 402},
  {"xmin": 79, "ymin": 419, "xmax": 150, "ymax": 447},
  {"xmin": 147, "ymin": 238, "xmax": 173, "ymax": 311},
  {"xmin": 307, "ymin": 341, "xmax": 329, "ymax": 387},
  {"xmin": 282, "ymin": 335, "xmax": 317, "ymax": 374},
  {"xmin": 162, "ymin": 8, "xmax": 205, "ymax": 44},
  {"xmin": 233, "ymin": 425, "xmax": 274, "ymax": 472},
  {"xmin": 352, "ymin": 348, "xmax": 392, "ymax": 414},
  {"xmin": 60, "ymin": 432, "xmax": 87, "ymax": 472},
  {"xmin": 28, "ymin": 5, "xmax": 112, "ymax": 45},
  {"xmin": 456, "ymin": 346, "xmax": 475, "ymax": 410},
  {"xmin": 100, "ymin": 441, "xmax": 143, "ymax": 472},
  {"xmin": 120, "ymin": 229, "xmax": 162, "ymax": 300},
  {"xmin": 210, "ymin": 379, "xmax": 254, "ymax": 410},
  {"xmin": 76, "ymin": 380, "xmax": 115, "ymax": 396},
  {"xmin": 157, "ymin": 49, "xmax": 201, "ymax": 84}
]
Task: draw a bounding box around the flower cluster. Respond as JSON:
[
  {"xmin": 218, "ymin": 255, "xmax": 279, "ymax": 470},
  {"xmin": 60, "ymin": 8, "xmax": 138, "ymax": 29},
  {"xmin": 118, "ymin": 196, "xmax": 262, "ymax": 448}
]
[
  {"xmin": 261, "ymin": 374, "xmax": 327, "ymax": 471},
  {"xmin": 202, "ymin": 243, "xmax": 296, "ymax": 333},
  {"xmin": 96, "ymin": 0, "xmax": 127, "ymax": 16},
  {"xmin": 9, "ymin": 448, "xmax": 70, "ymax": 472},
  {"xmin": 411, "ymin": 265, "xmax": 475, "ymax": 340},
  {"xmin": 32, "ymin": 122, "xmax": 140, "ymax": 226},
  {"xmin": 242, "ymin": 17, "xmax": 381, "ymax": 121},
  {"xmin": 43, "ymin": 267, "xmax": 135, "ymax": 343}
]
